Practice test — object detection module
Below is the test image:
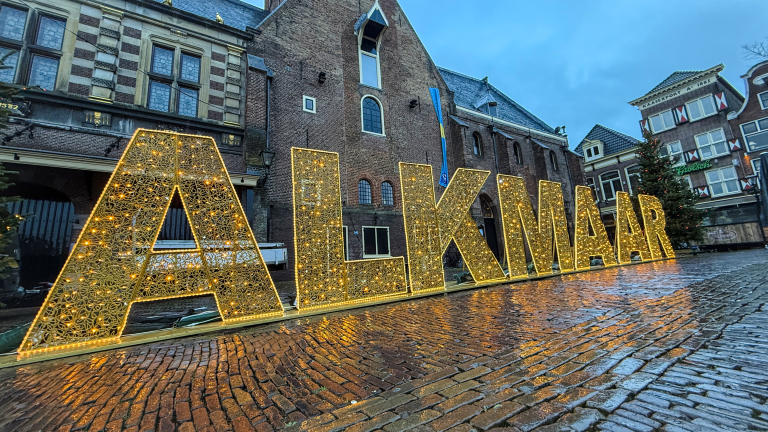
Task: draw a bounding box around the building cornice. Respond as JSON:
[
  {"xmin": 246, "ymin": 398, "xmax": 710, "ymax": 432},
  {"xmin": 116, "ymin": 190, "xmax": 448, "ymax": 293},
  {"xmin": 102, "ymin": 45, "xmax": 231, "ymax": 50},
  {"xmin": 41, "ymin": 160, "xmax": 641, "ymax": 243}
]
[{"xmin": 629, "ymin": 64, "xmax": 724, "ymax": 107}]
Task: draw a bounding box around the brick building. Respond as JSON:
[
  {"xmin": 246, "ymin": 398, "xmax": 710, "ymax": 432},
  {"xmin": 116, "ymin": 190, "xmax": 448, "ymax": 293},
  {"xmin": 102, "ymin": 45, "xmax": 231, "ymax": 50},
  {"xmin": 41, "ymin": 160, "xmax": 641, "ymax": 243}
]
[
  {"xmin": 727, "ymin": 59, "xmax": 768, "ymax": 242},
  {"xmin": 573, "ymin": 124, "xmax": 641, "ymax": 241},
  {"xmin": 628, "ymin": 64, "xmax": 763, "ymax": 249},
  {"xmin": 0, "ymin": 0, "xmax": 582, "ymax": 289}
]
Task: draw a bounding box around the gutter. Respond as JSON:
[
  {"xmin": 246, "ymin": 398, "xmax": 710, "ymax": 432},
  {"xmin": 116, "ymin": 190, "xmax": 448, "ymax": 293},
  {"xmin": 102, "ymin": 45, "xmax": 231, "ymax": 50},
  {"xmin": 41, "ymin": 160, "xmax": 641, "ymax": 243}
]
[{"xmin": 455, "ymin": 106, "xmax": 566, "ymax": 143}]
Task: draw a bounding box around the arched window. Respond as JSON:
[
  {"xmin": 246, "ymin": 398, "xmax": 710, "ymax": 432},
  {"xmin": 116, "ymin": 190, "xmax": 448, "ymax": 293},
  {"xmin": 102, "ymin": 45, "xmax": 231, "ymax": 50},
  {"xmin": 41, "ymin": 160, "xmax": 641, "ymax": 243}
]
[
  {"xmin": 381, "ymin": 181, "xmax": 394, "ymax": 206},
  {"xmin": 362, "ymin": 96, "xmax": 383, "ymax": 134},
  {"xmin": 473, "ymin": 132, "xmax": 483, "ymax": 156},
  {"xmin": 549, "ymin": 151, "xmax": 559, "ymax": 171},
  {"xmin": 513, "ymin": 142, "xmax": 523, "ymax": 165},
  {"xmin": 358, "ymin": 5, "xmax": 387, "ymax": 88},
  {"xmin": 600, "ymin": 171, "xmax": 622, "ymax": 201},
  {"xmin": 358, "ymin": 179, "xmax": 372, "ymax": 204},
  {"xmin": 480, "ymin": 195, "xmax": 493, "ymax": 218}
]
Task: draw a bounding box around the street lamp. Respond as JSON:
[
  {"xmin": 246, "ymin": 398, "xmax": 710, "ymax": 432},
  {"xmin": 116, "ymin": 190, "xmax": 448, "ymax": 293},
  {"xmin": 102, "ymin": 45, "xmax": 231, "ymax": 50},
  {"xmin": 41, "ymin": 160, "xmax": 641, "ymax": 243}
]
[{"xmin": 259, "ymin": 150, "xmax": 275, "ymax": 168}]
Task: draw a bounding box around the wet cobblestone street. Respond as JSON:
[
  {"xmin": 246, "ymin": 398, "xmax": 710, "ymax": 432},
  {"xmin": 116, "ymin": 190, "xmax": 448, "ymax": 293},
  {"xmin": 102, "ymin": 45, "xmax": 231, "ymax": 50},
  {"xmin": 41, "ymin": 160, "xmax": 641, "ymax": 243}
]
[{"xmin": 1, "ymin": 250, "xmax": 767, "ymax": 432}]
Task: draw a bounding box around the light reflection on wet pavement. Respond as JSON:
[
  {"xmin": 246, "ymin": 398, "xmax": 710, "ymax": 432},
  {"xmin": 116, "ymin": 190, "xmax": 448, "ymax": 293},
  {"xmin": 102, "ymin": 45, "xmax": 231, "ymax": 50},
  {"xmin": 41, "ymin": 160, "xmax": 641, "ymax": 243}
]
[{"xmin": 0, "ymin": 250, "xmax": 766, "ymax": 432}]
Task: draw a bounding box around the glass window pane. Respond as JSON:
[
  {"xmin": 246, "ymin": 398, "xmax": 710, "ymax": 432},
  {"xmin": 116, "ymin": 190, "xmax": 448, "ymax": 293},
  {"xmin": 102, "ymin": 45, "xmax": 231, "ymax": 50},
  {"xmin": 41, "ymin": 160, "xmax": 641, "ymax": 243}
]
[
  {"xmin": 358, "ymin": 179, "xmax": 371, "ymax": 204},
  {"xmin": 700, "ymin": 146, "xmax": 713, "ymax": 158},
  {"xmin": 36, "ymin": 16, "xmax": 65, "ymax": 50},
  {"xmin": 363, "ymin": 227, "xmax": 376, "ymax": 255},
  {"xmin": 706, "ymin": 171, "xmax": 720, "ymax": 182},
  {"xmin": 28, "ymin": 55, "xmax": 58, "ymax": 90},
  {"xmin": 746, "ymin": 130, "xmax": 768, "ymax": 151},
  {"xmin": 711, "ymin": 183, "xmax": 723, "ymax": 195},
  {"xmin": 593, "ymin": 146, "xmax": 599, "ymax": 155},
  {"xmin": 695, "ymin": 134, "xmax": 709, "ymax": 146},
  {"xmin": 721, "ymin": 168, "xmax": 736, "ymax": 180},
  {"xmin": 586, "ymin": 148, "xmax": 592, "ymax": 158},
  {"xmin": 381, "ymin": 182, "xmax": 393, "ymax": 206},
  {"xmin": 725, "ymin": 180, "xmax": 739, "ymax": 192},
  {"xmin": 687, "ymin": 101, "xmax": 702, "ymax": 120},
  {"xmin": 360, "ymin": 38, "xmax": 377, "ymax": 54},
  {"xmin": 376, "ymin": 228, "xmax": 388, "ymax": 255},
  {"xmin": 659, "ymin": 146, "xmax": 668, "ymax": 157},
  {"xmin": 0, "ymin": 7, "xmax": 26, "ymax": 41},
  {"xmin": 362, "ymin": 97, "xmax": 381, "ymax": 134},
  {"xmin": 151, "ymin": 46, "xmax": 174, "ymax": 76},
  {"xmin": 670, "ymin": 142, "xmax": 682, "ymax": 153},
  {"xmin": 662, "ymin": 110, "xmax": 674, "ymax": 127},
  {"xmin": 743, "ymin": 122, "xmax": 758, "ymax": 135},
  {"xmin": 758, "ymin": 118, "xmax": 768, "ymax": 130},
  {"xmin": 148, "ymin": 80, "xmax": 171, "ymax": 112},
  {"xmin": 714, "ymin": 142, "xmax": 727, "ymax": 155},
  {"xmin": 701, "ymin": 96, "xmax": 716, "ymax": 115},
  {"xmin": 0, "ymin": 47, "xmax": 18, "ymax": 83},
  {"xmin": 180, "ymin": 53, "xmax": 200, "ymax": 83},
  {"xmin": 650, "ymin": 115, "xmax": 663, "ymax": 132},
  {"xmin": 360, "ymin": 53, "xmax": 378, "ymax": 87},
  {"xmin": 710, "ymin": 129, "xmax": 724, "ymax": 142},
  {"xmin": 761, "ymin": 93, "xmax": 768, "ymax": 107},
  {"xmin": 178, "ymin": 87, "xmax": 198, "ymax": 117}
]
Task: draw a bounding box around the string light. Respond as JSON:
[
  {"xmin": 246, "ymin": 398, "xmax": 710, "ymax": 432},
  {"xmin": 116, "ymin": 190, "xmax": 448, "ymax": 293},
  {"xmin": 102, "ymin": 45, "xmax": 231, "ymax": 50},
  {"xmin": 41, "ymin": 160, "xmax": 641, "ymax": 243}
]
[
  {"xmin": 574, "ymin": 186, "xmax": 617, "ymax": 269},
  {"xmin": 615, "ymin": 192, "xmax": 651, "ymax": 264},
  {"xmin": 638, "ymin": 194, "xmax": 675, "ymax": 259},
  {"xmin": 291, "ymin": 148, "xmax": 407, "ymax": 310},
  {"xmin": 20, "ymin": 129, "xmax": 283, "ymax": 354}
]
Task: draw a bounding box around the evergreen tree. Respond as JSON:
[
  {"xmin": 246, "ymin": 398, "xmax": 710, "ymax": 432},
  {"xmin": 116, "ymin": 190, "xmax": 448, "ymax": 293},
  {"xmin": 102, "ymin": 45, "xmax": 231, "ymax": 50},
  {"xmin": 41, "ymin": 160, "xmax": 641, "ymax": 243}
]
[
  {"xmin": 634, "ymin": 130, "xmax": 703, "ymax": 247},
  {"xmin": 0, "ymin": 81, "xmax": 19, "ymax": 279}
]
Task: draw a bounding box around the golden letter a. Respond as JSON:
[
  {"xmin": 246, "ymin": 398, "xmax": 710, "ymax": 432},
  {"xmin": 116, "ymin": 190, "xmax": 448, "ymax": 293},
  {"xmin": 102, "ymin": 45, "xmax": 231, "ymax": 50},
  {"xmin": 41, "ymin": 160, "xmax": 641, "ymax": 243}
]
[
  {"xmin": 21, "ymin": 130, "xmax": 283, "ymax": 354},
  {"xmin": 574, "ymin": 185, "xmax": 617, "ymax": 269},
  {"xmin": 615, "ymin": 191, "xmax": 651, "ymax": 264}
]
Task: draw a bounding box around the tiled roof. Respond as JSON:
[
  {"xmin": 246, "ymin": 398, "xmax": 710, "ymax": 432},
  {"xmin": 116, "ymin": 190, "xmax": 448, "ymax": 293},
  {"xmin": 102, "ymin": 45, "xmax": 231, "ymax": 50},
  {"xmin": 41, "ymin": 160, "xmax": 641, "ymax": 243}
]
[
  {"xmin": 438, "ymin": 67, "xmax": 556, "ymax": 134},
  {"xmin": 647, "ymin": 70, "xmax": 703, "ymax": 95},
  {"xmin": 154, "ymin": 0, "xmax": 268, "ymax": 31},
  {"xmin": 573, "ymin": 124, "xmax": 639, "ymax": 157}
]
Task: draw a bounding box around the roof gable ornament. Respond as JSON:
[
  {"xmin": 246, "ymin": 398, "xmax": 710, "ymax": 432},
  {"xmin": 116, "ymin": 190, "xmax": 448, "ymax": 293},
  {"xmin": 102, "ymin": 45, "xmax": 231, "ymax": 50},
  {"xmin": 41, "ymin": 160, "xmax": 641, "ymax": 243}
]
[{"xmin": 354, "ymin": 0, "xmax": 389, "ymax": 36}]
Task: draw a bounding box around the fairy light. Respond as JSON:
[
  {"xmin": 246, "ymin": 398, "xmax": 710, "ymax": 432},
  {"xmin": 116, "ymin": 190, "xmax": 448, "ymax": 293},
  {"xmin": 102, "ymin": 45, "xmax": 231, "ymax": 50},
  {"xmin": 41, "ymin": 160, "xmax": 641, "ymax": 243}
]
[
  {"xmin": 291, "ymin": 148, "xmax": 407, "ymax": 310},
  {"xmin": 573, "ymin": 185, "xmax": 617, "ymax": 269},
  {"xmin": 638, "ymin": 194, "xmax": 675, "ymax": 259},
  {"xmin": 497, "ymin": 176, "xmax": 573, "ymax": 276},
  {"xmin": 19, "ymin": 129, "xmax": 283, "ymax": 354},
  {"xmin": 615, "ymin": 191, "xmax": 651, "ymax": 264}
]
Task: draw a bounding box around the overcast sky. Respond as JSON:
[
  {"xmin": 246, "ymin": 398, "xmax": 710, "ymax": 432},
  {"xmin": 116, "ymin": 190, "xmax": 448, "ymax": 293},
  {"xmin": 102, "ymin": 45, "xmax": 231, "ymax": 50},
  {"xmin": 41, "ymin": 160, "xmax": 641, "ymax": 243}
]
[{"xmin": 250, "ymin": 0, "xmax": 768, "ymax": 148}]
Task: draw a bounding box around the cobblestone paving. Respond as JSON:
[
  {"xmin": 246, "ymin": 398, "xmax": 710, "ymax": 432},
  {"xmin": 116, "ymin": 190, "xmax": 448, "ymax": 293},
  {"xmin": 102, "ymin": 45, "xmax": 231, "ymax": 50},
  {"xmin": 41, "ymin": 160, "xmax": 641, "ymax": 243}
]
[{"xmin": 0, "ymin": 250, "xmax": 767, "ymax": 432}]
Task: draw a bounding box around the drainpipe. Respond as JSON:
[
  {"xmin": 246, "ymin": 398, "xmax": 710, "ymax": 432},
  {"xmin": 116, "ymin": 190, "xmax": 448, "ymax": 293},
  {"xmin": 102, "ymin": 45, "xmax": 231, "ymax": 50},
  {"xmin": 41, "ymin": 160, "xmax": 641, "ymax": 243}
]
[{"xmin": 266, "ymin": 70, "xmax": 273, "ymax": 150}]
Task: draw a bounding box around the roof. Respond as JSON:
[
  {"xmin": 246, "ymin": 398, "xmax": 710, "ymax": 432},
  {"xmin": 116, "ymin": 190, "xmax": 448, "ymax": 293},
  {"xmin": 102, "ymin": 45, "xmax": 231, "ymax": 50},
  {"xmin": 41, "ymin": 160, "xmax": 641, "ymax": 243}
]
[
  {"xmin": 438, "ymin": 67, "xmax": 556, "ymax": 134},
  {"xmin": 573, "ymin": 124, "xmax": 640, "ymax": 157},
  {"xmin": 154, "ymin": 0, "xmax": 268, "ymax": 31},
  {"xmin": 647, "ymin": 70, "xmax": 704, "ymax": 94}
]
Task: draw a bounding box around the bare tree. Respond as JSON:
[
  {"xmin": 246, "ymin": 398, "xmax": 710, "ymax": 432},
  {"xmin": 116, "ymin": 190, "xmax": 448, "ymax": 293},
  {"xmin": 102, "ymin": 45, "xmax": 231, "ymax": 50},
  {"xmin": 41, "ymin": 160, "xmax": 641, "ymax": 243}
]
[{"xmin": 743, "ymin": 38, "xmax": 768, "ymax": 60}]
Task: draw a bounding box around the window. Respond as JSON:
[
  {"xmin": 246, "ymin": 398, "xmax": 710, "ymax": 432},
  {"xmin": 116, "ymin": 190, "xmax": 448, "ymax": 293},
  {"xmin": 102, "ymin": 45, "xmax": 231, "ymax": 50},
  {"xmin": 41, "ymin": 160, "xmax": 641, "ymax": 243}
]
[
  {"xmin": 358, "ymin": 179, "xmax": 372, "ymax": 204},
  {"xmin": 600, "ymin": 171, "xmax": 622, "ymax": 201},
  {"xmin": 705, "ymin": 167, "xmax": 740, "ymax": 197},
  {"xmin": 303, "ymin": 95, "xmax": 316, "ymax": 113},
  {"xmin": 362, "ymin": 226, "xmax": 390, "ymax": 258},
  {"xmin": 659, "ymin": 141, "xmax": 684, "ymax": 166},
  {"xmin": 472, "ymin": 133, "xmax": 483, "ymax": 156},
  {"xmin": 0, "ymin": 7, "xmax": 66, "ymax": 90},
  {"xmin": 740, "ymin": 118, "xmax": 768, "ymax": 152},
  {"xmin": 752, "ymin": 158, "xmax": 762, "ymax": 183},
  {"xmin": 695, "ymin": 128, "xmax": 728, "ymax": 160},
  {"xmin": 381, "ymin": 181, "xmax": 393, "ymax": 206},
  {"xmin": 586, "ymin": 177, "xmax": 597, "ymax": 199},
  {"xmin": 549, "ymin": 151, "xmax": 559, "ymax": 171},
  {"xmin": 649, "ymin": 110, "xmax": 675, "ymax": 133},
  {"xmin": 685, "ymin": 95, "xmax": 717, "ymax": 122},
  {"xmin": 361, "ymin": 96, "xmax": 383, "ymax": 135},
  {"xmin": 513, "ymin": 142, "xmax": 523, "ymax": 164},
  {"xmin": 759, "ymin": 91, "xmax": 768, "ymax": 110},
  {"xmin": 147, "ymin": 45, "xmax": 201, "ymax": 117},
  {"xmin": 625, "ymin": 164, "xmax": 642, "ymax": 195},
  {"xmin": 358, "ymin": 14, "xmax": 385, "ymax": 88},
  {"xmin": 682, "ymin": 175, "xmax": 693, "ymax": 192},
  {"xmin": 584, "ymin": 144, "xmax": 601, "ymax": 161}
]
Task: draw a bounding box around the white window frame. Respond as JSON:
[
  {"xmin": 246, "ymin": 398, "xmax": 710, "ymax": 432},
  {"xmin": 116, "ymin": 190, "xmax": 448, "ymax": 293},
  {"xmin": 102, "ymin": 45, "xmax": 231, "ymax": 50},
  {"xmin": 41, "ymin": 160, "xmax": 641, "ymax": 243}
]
[
  {"xmin": 649, "ymin": 109, "xmax": 675, "ymax": 133},
  {"xmin": 695, "ymin": 128, "xmax": 729, "ymax": 160},
  {"xmin": 624, "ymin": 164, "xmax": 642, "ymax": 195},
  {"xmin": 360, "ymin": 94, "xmax": 385, "ymax": 136},
  {"xmin": 361, "ymin": 225, "xmax": 391, "ymax": 258},
  {"xmin": 302, "ymin": 95, "xmax": 316, "ymax": 113},
  {"xmin": 752, "ymin": 157, "xmax": 763, "ymax": 183},
  {"xmin": 584, "ymin": 143, "xmax": 602, "ymax": 162},
  {"xmin": 599, "ymin": 170, "xmax": 623, "ymax": 201},
  {"xmin": 685, "ymin": 94, "xmax": 717, "ymax": 122},
  {"xmin": 682, "ymin": 175, "xmax": 693, "ymax": 192},
  {"xmin": 705, "ymin": 166, "xmax": 741, "ymax": 197},
  {"xmin": 758, "ymin": 90, "xmax": 768, "ymax": 110},
  {"xmin": 358, "ymin": 33, "xmax": 381, "ymax": 89},
  {"xmin": 660, "ymin": 140, "xmax": 684, "ymax": 166},
  {"xmin": 342, "ymin": 225, "xmax": 349, "ymax": 261},
  {"xmin": 740, "ymin": 117, "xmax": 768, "ymax": 152}
]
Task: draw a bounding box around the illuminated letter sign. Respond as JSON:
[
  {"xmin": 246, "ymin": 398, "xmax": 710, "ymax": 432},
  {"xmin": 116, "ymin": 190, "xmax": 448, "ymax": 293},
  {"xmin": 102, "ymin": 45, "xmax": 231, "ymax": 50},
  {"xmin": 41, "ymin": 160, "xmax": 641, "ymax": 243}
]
[
  {"xmin": 20, "ymin": 130, "xmax": 283, "ymax": 354},
  {"xmin": 638, "ymin": 194, "xmax": 675, "ymax": 259},
  {"xmin": 574, "ymin": 185, "xmax": 617, "ymax": 269},
  {"xmin": 615, "ymin": 191, "xmax": 651, "ymax": 264},
  {"xmin": 292, "ymin": 148, "xmax": 407, "ymax": 309},
  {"xmin": 498, "ymin": 176, "xmax": 574, "ymax": 276},
  {"xmin": 400, "ymin": 164, "xmax": 505, "ymax": 290}
]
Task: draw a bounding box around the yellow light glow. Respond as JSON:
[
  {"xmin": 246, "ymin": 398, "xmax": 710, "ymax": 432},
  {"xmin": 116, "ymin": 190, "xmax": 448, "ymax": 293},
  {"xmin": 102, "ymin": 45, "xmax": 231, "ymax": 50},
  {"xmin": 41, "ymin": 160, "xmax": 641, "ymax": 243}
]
[
  {"xmin": 573, "ymin": 185, "xmax": 617, "ymax": 269},
  {"xmin": 615, "ymin": 191, "xmax": 651, "ymax": 264},
  {"xmin": 638, "ymin": 194, "xmax": 675, "ymax": 259},
  {"xmin": 19, "ymin": 129, "xmax": 283, "ymax": 354}
]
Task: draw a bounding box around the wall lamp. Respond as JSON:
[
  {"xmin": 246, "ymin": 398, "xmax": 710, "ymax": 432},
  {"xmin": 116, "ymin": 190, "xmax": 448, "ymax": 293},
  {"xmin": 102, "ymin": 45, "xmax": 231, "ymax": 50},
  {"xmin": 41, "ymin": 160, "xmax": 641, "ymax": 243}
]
[
  {"xmin": 318, "ymin": 72, "xmax": 326, "ymax": 84},
  {"xmin": 409, "ymin": 99, "xmax": 419, "ymax": 108}
]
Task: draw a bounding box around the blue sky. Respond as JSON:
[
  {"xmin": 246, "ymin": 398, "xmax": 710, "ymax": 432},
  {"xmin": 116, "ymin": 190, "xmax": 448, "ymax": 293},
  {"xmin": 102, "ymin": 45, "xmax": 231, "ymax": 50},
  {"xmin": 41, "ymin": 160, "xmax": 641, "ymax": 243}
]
[{"xmin": 249, "ymin": 0, "xmax": 768, "ymax": 148}]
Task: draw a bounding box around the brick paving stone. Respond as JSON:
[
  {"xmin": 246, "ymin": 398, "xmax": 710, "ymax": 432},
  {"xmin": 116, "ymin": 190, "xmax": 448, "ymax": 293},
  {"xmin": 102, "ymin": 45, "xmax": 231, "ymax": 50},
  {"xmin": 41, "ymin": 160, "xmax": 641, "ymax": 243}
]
[
  {"xmin": 586, "ymin": 389, "xmax": 632, "ymax": 414},
  {"xmin": 469, "ymin": 401, "xmax": 525, "ymax": 430},
  {"xmin": 428, "ymin": 404, "xmax": 482, "ymax": 431},
  {"xmin": 550, "ymin": 407, "xmax": 604, "ymax": 432},
  {"xmin": 384, "ymin": 409, "xmax": 440, "ymax": 431},
  {"xmin": 435, "ymin": 390, "xmax": 484, "ymax": 414},
  {"xmin": 507, "ymin": 402, "xmax": 566, "ymax": 432}
]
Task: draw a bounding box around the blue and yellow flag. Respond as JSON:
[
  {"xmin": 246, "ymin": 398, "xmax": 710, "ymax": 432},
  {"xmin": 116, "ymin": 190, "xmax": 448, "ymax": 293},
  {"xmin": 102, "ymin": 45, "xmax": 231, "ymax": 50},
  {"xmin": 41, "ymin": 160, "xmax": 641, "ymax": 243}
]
[{"xmin": 429, "ymin": 87, "xmax": 449, "ymax": 187}]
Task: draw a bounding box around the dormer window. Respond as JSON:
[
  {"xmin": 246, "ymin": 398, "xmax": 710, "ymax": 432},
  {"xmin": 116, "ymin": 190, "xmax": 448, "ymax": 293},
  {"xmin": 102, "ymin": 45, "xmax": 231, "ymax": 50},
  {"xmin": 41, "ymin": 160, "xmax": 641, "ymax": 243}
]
[
  {"xmin": 583, "ymin": 140, "xmax": 603, "ymax": 162},
  {"xmin": 356, "ymin": 2, "xmax": 388, "ymax": 89}
]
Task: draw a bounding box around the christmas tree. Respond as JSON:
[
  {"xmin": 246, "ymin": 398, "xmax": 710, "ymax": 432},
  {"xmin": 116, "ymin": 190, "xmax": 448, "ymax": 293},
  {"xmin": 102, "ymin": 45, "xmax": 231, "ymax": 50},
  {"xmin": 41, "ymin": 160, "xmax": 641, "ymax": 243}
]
[{"xmin": 634, "ymin": 130, "xmax": 703, "ymax": 247}]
